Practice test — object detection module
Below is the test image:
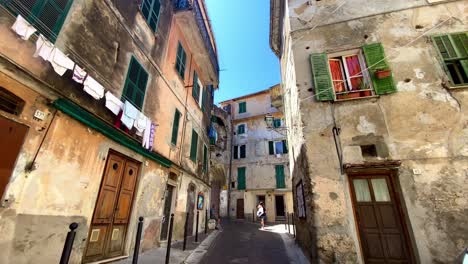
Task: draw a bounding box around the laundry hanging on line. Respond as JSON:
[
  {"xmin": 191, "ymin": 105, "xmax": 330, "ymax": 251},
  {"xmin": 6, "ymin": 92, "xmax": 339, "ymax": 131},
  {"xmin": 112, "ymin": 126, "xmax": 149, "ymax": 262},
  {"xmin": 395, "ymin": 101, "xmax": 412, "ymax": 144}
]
[
  {"xmin": 105, "ymin": 91, "xmax": 123, "ymax": 115},
  {"xmin": 11, "ymin": 15, "xmax": 36, "ymax": 40},
  {"xmin": 121, "ymin": 100, "xmax": 139, "ymax": 129},
  {"xmin": 83, "ymin": 76, "xmax": 105, "ymax": 100}
]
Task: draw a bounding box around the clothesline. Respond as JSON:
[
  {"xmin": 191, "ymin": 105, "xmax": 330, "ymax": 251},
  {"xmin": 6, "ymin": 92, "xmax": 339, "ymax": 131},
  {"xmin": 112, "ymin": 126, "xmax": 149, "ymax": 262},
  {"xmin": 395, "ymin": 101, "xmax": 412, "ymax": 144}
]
[{"xmin": 10, "ymin": 14, "xmax": 156, "ymax": 150}]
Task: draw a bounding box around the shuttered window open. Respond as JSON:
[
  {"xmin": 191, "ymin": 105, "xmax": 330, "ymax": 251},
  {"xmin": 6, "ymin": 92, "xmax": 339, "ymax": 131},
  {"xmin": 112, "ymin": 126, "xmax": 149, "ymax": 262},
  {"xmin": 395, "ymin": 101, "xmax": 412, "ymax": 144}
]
[
  {"xmin": 140, "ymin": 0, "xmax": 160, "ymax": 32},
  {"xmin": 3, "ymin": 0, "xmax": 74, "ymax": 42},
  {"xmin": 310, "ymin": 53, "xmax": 334, "ymax": 101},
  {"xmin": 268, "ymin": 141, "xmax": 274, "ymax": 155},
  {"xmin": 237, "ymin": 167, "xmax": 246, "ymax": 190},
  {"xmin": 123, "ymin": 57, "xmax": 148, "ymax": 109},
  {"xmin": 432, "ymin": 32, "xmax": 468, "ymax": 86},
  {"xmin": 282, "ymin": 140, "xmax": 288, "ymax": 154},
  {"xmin": 176, "ymin": 42, "xmax": 187, "ymax": 80},
  {"xmin": 362, "ymin": 43, "xmax": 397, "ymax": 95},
  {"xmin": 192, "ymin": 72, "xmax": 200, "ymax": 103},
  {"xmin": 171, "ymin": 109, "xmax": 181, "ymax": 145},
  {"xmin": 190, "ymin": 129, "xmax": 198, "ymax": 162},
  {"xmin": 203, "ymin": 144, "xmax": 208, "ymax": 173}
]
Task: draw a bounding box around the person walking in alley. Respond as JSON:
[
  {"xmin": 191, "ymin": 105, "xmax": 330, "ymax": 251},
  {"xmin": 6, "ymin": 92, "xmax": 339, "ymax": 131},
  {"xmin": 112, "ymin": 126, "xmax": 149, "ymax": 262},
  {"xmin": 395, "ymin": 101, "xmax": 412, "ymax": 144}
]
[
  {"xmin": 210, "ymin": 204, "xmax": 220, "ymax": 230},
  {"xmin": 256, "ymin": 202, "xmax": 266, "ymax": 229}
]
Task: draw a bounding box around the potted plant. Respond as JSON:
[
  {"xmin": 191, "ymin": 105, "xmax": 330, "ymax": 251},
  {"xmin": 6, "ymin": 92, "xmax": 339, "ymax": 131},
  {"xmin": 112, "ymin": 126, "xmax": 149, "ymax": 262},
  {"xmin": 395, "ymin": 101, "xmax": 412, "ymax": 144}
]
[
  {"xmin": 375, "ymin": 68, "xmax": 392, "ymax": 79},
  {"xmin": 358, "ymin": 82, "xmax": 372, "ymax": 97}
]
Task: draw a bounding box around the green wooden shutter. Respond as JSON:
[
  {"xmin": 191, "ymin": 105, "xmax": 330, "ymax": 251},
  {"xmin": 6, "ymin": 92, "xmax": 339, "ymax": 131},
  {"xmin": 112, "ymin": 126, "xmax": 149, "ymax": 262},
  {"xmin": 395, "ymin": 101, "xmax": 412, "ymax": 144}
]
[
  {"xmin": 237, "ymin": 124, "xmax": 245, "ymax": 134},
  {"xmin": 192, "ymin": 72, "xmax": 200, "ymax": 102},
  {"xmin": 239, "ymin": 102, "xmax": 246, "ymax": 113},
  {"xmin": 237, "ymin": 167, "xmax": 246, "ymax": 190},
  {"xmin": 310, "ymin": 53, "xmax": 334, "ymax": 101},
  {"xmin": 171, "ymin": 109, "xmax": 181, "ymax": 145},
  {"xmin": 282, "ymin": 140, "xmax": 288, "ymax": 154},
  {"xmin": 240, "ymin": 145, "xmax": 246, "ymax": 158},
  {"xmin": 176, "ymin": 42, "xmax": 186, "ymax": 79},
  {"xmin": 203, "ymin": 145, "xmax": 208, "ymax": 172},
  {"xmin": 233, "ymin": 146, "xmax": 238, "ymax": 159},
  {"xmin": 268, "ymin": 141, "xmax": 274, "ymax": 155},
  {"xmin": 141, "ymin": 0, "xmax": 161, "ymax": 32},
  {"xmin": 362, "ymin": 43, "xmax": 397, "ymax": 95},
  {"xmin": 450, "ymin": 33, "xmax": 468, "ymax": 78},
  {"xmin": 201, "ymin": 87, "xmax": 207, "ymax": 111},
  {"xmin": 123, "ymin": 57, "xmax": 148, "ymax": 109},
  {"xmin": 190, "ymin": 130, "xmax": 198, "ymax": 162},
  {"xmin": 275, "ymin": 165, "xmax": 285, "ymax": 188},
  {"xmin": 273, "ymin": 119, "xmax": 281, "ymax": 128}
]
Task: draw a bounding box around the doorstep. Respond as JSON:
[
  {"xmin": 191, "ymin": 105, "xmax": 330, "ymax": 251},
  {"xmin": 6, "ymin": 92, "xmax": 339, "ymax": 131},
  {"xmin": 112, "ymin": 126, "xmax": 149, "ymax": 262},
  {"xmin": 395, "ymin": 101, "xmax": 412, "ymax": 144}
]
[{"xmin": 87, "ymin": 255, "xmax": 129, "ymax": 264}]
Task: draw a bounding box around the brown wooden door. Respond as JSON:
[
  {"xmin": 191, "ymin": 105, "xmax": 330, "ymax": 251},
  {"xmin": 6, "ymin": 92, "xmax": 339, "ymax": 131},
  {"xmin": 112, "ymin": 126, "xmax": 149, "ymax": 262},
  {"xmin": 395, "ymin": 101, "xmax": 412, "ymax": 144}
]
[
  {"xmin": 0, "ymin": 116, "xmax": 28, "ymax": 198},
  {"xmin": 236, "ymin": 199, "xmax": 244, "ymax": 219},
  {"xmin": 350, "ymin": 174, "xmax": 413, "ymax": 264},
  {"xmin": 84, "ymin": 152, "xmax": 140, "ymax": 263}
]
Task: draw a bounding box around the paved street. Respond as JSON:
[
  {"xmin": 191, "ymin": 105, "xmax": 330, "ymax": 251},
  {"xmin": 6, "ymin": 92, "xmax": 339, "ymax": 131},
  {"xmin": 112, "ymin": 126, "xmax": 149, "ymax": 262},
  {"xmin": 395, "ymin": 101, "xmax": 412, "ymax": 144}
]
[{"xmin": 200, "ymin": 220, "xmax": 296, "ymax": 264}]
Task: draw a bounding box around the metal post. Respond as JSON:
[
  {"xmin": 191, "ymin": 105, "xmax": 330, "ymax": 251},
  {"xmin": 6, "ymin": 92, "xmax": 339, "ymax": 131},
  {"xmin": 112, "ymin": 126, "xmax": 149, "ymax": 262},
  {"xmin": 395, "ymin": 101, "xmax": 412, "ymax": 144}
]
[
  {"xmin": 292, "ymin": 213, "xmax": 296, "ymax": 238},
  {"xmin": 132, "ymin": 217, "xmax": 144, "ymax": 264},
  {"xmin": 195, "ymin": 210, "xmax": 200, "ymax": 242},
  {"xmin": 183, "ymin": 212, "xmax": 189, "ymax": 251},
  {"xmin": 252, "ymin": 210, "xmax": 255, "ymax": 222},
  {"xmin": 287, "ymin": 212, "xmax": 290, "ymax": 234},
  {"xmin": 59, "ymin": 222, "xmax": 78, "ymax": 264},
  {"xmin": 165, "ymin": 214, "xmax": 175, "ymax": 264},
  {"xmin": 284, "ymin": 211, "xmax": 288, "ymax": 230},
  {"xmin": 205, "ymin": 209, "xmax": 209, "ymax": 234}
]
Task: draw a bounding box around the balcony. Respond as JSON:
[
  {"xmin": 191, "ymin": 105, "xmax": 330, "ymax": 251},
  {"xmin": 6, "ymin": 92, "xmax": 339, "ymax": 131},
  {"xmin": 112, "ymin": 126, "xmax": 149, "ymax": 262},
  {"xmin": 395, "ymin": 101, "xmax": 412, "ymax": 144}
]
[{"xmin": 173, "ymin": 0, "xmax": 219, "ymax": 84}]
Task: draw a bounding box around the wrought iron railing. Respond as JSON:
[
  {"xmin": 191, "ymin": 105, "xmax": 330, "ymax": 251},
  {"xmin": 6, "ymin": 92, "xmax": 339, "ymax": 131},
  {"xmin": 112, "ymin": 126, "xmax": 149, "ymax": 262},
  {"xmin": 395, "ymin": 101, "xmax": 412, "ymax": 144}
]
[{"xmin": 173, "ymin": 0, "xmax": 219, "ymax": 77}]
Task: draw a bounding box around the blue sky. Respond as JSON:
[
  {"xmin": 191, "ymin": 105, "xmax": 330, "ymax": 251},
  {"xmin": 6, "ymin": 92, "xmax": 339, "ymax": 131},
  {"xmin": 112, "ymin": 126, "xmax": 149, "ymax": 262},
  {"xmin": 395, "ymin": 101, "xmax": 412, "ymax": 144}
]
[{"xmin": 205, "ymin": 0, "xmax": 280, "ymax": 104}]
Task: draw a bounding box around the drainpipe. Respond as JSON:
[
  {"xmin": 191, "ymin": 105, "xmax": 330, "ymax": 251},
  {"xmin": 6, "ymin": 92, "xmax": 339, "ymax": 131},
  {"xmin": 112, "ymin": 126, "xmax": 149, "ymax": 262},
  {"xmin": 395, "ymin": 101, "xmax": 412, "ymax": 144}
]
[
  {"xmin": 226, "ymin": 105, "xmax": 234, "ymax": 219},
  {"xmin": 178, "ymin": 54, "xmax": 194, "ymax": 165}
]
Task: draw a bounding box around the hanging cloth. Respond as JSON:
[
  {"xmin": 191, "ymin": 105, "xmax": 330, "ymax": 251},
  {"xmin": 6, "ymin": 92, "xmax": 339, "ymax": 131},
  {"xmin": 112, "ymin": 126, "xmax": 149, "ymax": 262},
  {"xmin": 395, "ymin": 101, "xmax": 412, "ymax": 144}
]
[
  {"xmin": 72, "ymin": 65, "xmax": 87, "ymax": 84},
  {"xmin": 134, "ymin": 112, "xmax": 148, "ymax": 136},
  {"xmin": 105, "ymin": 91, "xmax": 123, "ymax": 115},
  {"xmin": 83, "ymin": 76, "xmax": 105, "ymax": 100},
  {"xmin": 48, "ymin": 48, "xmax": 74, "ymax": 76},
  {"xmin": 11, "ymin": 15, "xmax": 36, "ymax": 40},
  {"xmin": 34, "ymin": 35, "xmax": 54, "ymax": 61},
  {"xmin": 121, "ymin": 101, "xmax": 139, "ymax": 129}
]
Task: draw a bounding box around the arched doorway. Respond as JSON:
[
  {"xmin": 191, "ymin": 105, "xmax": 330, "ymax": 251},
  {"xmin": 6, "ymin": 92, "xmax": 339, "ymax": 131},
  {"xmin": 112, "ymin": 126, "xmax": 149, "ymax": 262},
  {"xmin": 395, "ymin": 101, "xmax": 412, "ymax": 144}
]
[{"xmin": 186, "ymin": 183, "xmax": 196, "ymax": 236}]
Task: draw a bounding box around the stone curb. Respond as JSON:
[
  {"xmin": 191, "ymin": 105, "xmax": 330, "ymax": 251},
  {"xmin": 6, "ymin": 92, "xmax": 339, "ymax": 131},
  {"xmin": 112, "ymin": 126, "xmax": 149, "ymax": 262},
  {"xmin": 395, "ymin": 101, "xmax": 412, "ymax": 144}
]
[{"xmin": 183, "ymin": 230, "xmax": 221, "ymax": 264}]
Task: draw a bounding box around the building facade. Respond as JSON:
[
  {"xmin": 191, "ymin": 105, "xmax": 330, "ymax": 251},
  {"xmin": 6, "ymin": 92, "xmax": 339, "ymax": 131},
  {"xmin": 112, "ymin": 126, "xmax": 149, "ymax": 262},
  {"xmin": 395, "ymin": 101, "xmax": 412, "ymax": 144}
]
[
  {"xmin": 0, "ymin": 0, "xmax": 218, "ymax": 263},
  {"xmin": 220, "ymin": 86, "xmax": 293, "ymax": 222},
  {"xmin": 271, "ymin": 0, "xmax": 467, "ymax": 263}
]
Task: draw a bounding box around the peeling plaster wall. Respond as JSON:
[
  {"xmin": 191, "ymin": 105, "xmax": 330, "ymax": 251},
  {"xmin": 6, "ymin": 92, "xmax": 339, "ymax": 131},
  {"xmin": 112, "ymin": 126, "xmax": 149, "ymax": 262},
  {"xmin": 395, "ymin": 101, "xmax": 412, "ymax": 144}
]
[{"xmin": 280, "ymin": 0, "xmax": 468, "ymax": 263}]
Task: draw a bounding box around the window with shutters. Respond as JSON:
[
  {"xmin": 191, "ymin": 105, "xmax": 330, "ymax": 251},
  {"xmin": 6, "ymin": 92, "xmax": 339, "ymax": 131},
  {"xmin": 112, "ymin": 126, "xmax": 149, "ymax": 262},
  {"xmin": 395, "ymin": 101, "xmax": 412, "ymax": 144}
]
[
  {"xmin": 238, "ymin": 102, "xmax": 247, "ymax": 113},
  {"xmin": 310, "ymin": 43, "xmax": 396, "ymax": 102},
  {"xmin": 176, "ymin": 42, "xmax": 187, "ymax": 80},
  {"xmin": 268, "ymin": 140, "xmax": 288, "ymax": 155},
  {"xmin": 203, "ymin": 144, "xmax": 208, "ymax": 173},
  {"xmin": 171, "ymin": 109, "xmax": 181, "ymax": 146},
  {"xmin": 275, "ymin": 165, "xmax": 286, "ymax": 189},
  {"xmin": 3, "ymin": 0, "xmax": 74, "ymax": 42},
  {"xmin": 233, "ymin": 145, "xmax": 246, "ymax": 159},
  {"xmin": 237, "ymin": 167, "xmax": 246, "ymax": 190},
  {"xmin": 192, "ymin": 72, "xmax": 202, "ymax": 104},
  {"xmin": 140, "ymin": 0, "xmax": 161, "ymax": 32},
  {"xmin": 123, "ymin": 57, "xmax": 149, "ymax": 109},
  {"xmin": 432, "ymin": 32, "xmax": 468, "ymax": 86},
  {"xmin": 237, "ymin": 124, "xmax": 246, "ymax": 134},
  {"xmin": 190, "ymin": 129, "xmax": 198, "ymax": 162}
]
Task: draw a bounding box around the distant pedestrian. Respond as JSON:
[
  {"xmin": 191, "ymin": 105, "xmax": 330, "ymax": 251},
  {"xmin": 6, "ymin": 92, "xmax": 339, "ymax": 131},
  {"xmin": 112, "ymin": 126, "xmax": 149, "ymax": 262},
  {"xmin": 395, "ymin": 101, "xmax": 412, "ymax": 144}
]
[
  {"xmin": 256, "ymin": 202, "xmax": 266, "ymax": 229},
  {"xmin": 210, "ymin": 204, "xmax": 220, "ymax": 230}
]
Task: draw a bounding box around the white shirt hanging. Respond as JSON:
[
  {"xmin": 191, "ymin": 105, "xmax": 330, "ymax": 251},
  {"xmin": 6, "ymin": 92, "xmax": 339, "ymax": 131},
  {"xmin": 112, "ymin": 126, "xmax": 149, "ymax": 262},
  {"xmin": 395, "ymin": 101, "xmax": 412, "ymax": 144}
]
[
  {"xmin": 72, "ymin": 65, "xmax": 87, "ymax": 84},
  {"xmin": 105, "ymin": 91, "xmax": 123, "ymax": 115},
  {"xmin": 34, "ymin": 35, "xmax": 54, "ymax": 61},
  {"xmin": 121, "ymin": 101, "xmax": 139, "ymax": 129},
  {"xmin": 48, "ymin": 48, "xmax": 74, "ymax": 76},
  {"xmin": 83, "ymin": 76, "xmax": 105, "ymax": 100},
  {"xmin": 11, "ymin": 15, "xmax": 36, "ymax": 40}
]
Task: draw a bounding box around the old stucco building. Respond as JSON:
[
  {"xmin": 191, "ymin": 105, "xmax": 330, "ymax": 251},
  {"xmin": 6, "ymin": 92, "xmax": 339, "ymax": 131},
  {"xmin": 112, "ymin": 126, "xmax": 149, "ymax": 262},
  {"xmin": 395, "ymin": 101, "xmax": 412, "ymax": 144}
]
[
  {"xmin": 0, "ymin": 0, "xmax": 219, "ymax": 263},
  {"xmin": 220, "ymin": 86, "xmax": 294, "ymax": 222},
  {"xmin": 271, "ymin": 0, "xmax": 467, "ymax": 263}
]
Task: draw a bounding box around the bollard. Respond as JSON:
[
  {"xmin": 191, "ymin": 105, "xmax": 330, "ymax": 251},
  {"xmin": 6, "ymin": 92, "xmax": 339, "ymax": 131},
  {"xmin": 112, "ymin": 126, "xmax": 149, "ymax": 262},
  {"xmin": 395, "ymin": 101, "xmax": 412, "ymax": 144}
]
[
  {"xmin": 252, "ymin": 210, "xmax": 255, "ymax": 222},
  {"xmin": 205, "ymin": 209, "xmax": 208, "ymax": 234},
  {"xmin": 183, "ymin": 212, "xmax": 189, "ymax": 251},
  {"xmin": 195, "ymin": 210, "xmax": 199, "ymax": 242},
  {"xmin": 284, "ymin": 212, "xmax": 287, "ymax": 230},
  {"xmin": 132, "ymin": 217, "xmax": 144, "ymax": 264},
  {"xmin": 287, "ymin": 212, "xmax": 290, "ymax": 234},
  {"xmin": 292, "ymin": 213, "xmax": 296, "ymax": 238},
  {"xmin": 165, "ymin": 214, "xmax": 175, "ymax": 264},
  {"xmin": 59, "ymin": 222, "xmax": 78, "ymax": 264}
]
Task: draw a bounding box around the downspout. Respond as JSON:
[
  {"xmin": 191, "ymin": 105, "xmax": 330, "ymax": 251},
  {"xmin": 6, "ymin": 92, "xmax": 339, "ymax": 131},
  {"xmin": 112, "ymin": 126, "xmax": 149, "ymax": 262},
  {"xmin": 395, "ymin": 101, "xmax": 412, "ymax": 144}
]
[
  {"xmin": 227, "ymin": 104, "xmax": 234, "ymax": 219},
  {"xmin": 178, "ymin": 54, "xmax": 194, "ymax": 165}
]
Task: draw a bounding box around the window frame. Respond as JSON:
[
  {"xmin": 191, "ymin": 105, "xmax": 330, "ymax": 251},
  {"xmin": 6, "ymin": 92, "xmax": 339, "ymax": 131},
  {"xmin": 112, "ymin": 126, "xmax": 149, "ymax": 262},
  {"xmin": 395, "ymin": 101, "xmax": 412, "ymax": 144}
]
[
  {"xmin": 190, "ymin": 129, "xmax": 198, "ymax": 162},
  {"xmin": 122, "ymin": 56, "xmax": 149, "ymax": 109},
  {"xmin": 233, "ymin": 145, "xmax": 246, "ymax": 159},
  {"xmin": 237, "ymin": 167, "xmax": 246, "ymax": 190},
  {"xmin": 203, "ymin": 144, "xmax": 208, "ymax": 173},
  {"xmin": 171, "ymin": 109, "xmax": 181, "ymax": 146},
  {"xmin": 140, "ymin": 0, "xmax": 161, "ymax": 32},
  {"xmin": 175, "ymin": 42, "xmax": 187, "ymax": 80},
  {"xmin": 238, "ymin": 101, "xmax": 247, "ymax": 113},
  {"xmin": 237, "ymin": 123, "xmax": 246, "ymax": 135},
  {"xmin": 269, "ymin": 140, "xmax": 288, "ymax": 155}
]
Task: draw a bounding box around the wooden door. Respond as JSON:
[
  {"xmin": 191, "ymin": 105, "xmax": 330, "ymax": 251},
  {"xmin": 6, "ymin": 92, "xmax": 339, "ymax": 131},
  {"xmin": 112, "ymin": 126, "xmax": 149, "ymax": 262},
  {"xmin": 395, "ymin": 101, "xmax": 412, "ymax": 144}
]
[
  {"xmin": 236, "ymin": 199, "xmax": 244, "ymax": 219},
  {"xmin": 186, "ymin": 185, "xmax": 196, "ymax": 236},
  {"xmin": 275, "ymin": 195, "xmax": 285, "ymax": 217},
  {"xmin": 350, "ymin": 173, "xmax": 414, "ymax": 264},
  {"xmin": 160, "ymin": 185, "xmax": 174, "ymax": 240},
  {"xmin": 0, "ymin": 116, "xmax": 28, "ymax": 198},
  {"xmin": 84, "ymin": 152, "xmax": 140, "ymax": 263}
]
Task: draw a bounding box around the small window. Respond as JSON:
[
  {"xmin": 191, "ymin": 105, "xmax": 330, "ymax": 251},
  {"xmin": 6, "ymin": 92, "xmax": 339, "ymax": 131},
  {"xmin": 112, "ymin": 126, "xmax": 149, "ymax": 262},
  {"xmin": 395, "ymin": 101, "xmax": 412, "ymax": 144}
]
[
  {"xmin": 3, "ymin": 0, "xmax": 74, "ymax": 42},
  {"xmin": 268, "ymin": 140, "xmax": 288, "ymax": 155},
  {"xmin": 273, "ymin": 118, "xmax": 282, "ymax": 128},
  {"xmin": 0, "ymin": 87, "xmax": 25, "ymax": 115},
  {"xmin": 237, "ymin": 124, "xmax": 246, "ymax": 134},
  {"xmin": 175, "ymin": 42, "xmax": 187, "ymax": 79},
  {"xmin": 123, "ymin": 57, "xmax": 149, "ymax": 109},
  {"xmin": 238, "ymin": 102, "xmax": 247, "ymax": 113},
  {"xmin": 190, "ymin": 130, "xmax": 198, "ymax": 162},
  {"xmin": 233, "ymin": 145, "xmax": 246, "ymax": 159},
  {"xmin": 140, "ymin": 0, "xmax": 161, "ymax": 32},
  {"xmin": 432, "ymin": 33, "xmax": 468, "ymax": 86},
  {"xmin": 371, "ymin": 179, "xmax": 391, "ymax": 202},
  {"xmin": 171, "ymin": 109, "xmax": 181, "ymax": 145}
]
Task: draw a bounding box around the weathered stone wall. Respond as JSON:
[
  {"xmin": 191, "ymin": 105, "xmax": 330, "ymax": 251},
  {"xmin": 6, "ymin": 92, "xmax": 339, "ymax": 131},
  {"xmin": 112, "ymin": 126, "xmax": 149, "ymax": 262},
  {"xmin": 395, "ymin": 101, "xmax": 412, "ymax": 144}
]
[{"xmin": 279, "ymin": 0, "xmax": 468, "ymax": 263}]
